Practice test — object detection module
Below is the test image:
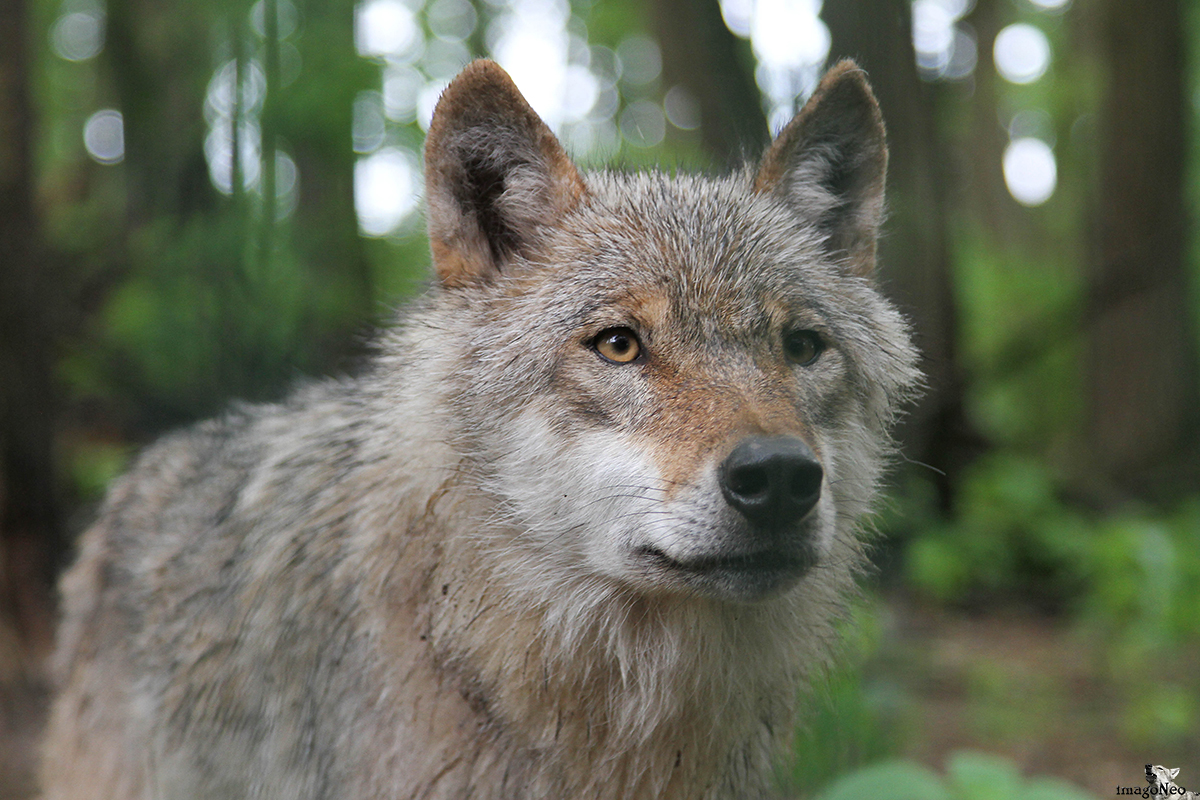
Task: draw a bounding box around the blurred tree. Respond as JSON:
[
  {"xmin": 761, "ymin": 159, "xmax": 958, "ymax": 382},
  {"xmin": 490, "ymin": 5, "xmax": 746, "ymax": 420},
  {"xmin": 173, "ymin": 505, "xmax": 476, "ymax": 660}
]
[
  {"xmin": 106, "ymin": 0, "xmax": 214, "ymax": 224},
  {"xmin": 92, "ymin": 0, "xmax": 373, "ymax": 428},
  {"xmin": 824, "ymin": 0, "xmax": 976, "ymax": 508},
  {"xmin": 1085, "ymin": 0, "xmax": 1200, "ymax": 500},
  {"xmin": 0, "ymin": 0, "xmax": 60, "ymax": 666},
  {"xmin": 959, "ymin": 0, "xmax": 1020, "ymax": 245},
  {"xmin": 652, "ymin": 0, "xmax": 767, "ymax": 162},
  {"xmin": 281, "ymin": 0, "xmax": 375, "ymax": 360}
]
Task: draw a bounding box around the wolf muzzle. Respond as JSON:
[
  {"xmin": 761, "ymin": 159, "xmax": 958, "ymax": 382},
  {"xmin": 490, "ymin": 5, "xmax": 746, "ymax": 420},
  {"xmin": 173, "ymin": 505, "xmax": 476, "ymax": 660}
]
[{"xmin": 719, "ymin": 435, "xmax": 823, "ymax": 530}]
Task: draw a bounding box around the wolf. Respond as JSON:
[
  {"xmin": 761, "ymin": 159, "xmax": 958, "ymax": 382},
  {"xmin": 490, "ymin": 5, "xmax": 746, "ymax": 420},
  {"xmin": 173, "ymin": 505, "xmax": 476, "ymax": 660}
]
[
  {"xmin": 40, "ymin": 59, "xmax": 918, "ymax": 799},
  {"xmin": 1148, "ymin": 765, "xmax": 1199, "ymax": 798}
]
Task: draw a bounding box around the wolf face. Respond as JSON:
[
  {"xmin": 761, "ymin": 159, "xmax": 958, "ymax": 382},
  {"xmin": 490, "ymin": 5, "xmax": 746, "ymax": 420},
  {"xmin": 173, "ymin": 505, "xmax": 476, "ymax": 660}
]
[
  {"xmin": 1150, "ymin": 766, "xmax": 1185, "ymax": 787},
  {"xmin": 423, "ymin": 61, "xmax": 918, "ymax": 604},
  {"xmin": 42, "ymin": 59, "xmax": 920, "ymax": 800}
]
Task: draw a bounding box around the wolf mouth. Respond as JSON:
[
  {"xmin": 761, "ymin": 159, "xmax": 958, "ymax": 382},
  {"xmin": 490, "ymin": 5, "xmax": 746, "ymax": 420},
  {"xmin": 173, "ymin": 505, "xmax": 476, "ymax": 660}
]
[{"xmin": 635, "ymin": 545, "xmax": 815, "ymax": 580}]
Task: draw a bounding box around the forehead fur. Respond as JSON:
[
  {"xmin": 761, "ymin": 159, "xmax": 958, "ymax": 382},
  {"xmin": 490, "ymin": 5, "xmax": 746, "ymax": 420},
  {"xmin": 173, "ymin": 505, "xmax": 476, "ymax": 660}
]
[
  {"xmin": 429, "ymin": 163, "xmax": 918, "ymax": 425},
  {"xmin": 527, "ymin": 168, "xmax": 874, "ymax": 333},
  {"xmin": 581, "ymin": 169, "xmax": 828, "ymax": 272}
]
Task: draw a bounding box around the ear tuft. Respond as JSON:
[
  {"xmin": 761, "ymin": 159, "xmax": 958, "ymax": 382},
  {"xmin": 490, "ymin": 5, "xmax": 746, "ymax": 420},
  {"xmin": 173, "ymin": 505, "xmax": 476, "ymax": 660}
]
[
  {"xmin": 424, "ymin": 60, "xmax": 586, "ymax": 288},
  {"xmin": 755, "ymin": 60, "xmax": 887, "ymax": 276}
]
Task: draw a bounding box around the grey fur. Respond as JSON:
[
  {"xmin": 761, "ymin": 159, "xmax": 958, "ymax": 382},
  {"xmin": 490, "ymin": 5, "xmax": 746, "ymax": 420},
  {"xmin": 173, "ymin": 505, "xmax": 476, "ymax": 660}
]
[{"xmin": 41, "ymin": 60, "xmax": 919, "ymax": 799}]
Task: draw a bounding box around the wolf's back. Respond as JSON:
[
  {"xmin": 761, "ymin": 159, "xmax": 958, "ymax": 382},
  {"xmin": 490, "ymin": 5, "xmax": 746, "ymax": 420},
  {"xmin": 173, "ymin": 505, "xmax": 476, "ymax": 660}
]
[
  {"xmin": 41, "ymin": 382, "xmax": 434, "ymax": 797},
  {"xmin": 41, "ymin": 59, "xmax": 921, "ymax": 800}
]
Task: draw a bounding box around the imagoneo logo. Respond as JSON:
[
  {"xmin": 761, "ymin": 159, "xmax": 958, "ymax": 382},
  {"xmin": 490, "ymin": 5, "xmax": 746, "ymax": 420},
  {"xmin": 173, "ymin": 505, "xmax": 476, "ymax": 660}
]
[{"xmin": 1117, "ymin": 766, "xmax": 1199, "ymax": 799}]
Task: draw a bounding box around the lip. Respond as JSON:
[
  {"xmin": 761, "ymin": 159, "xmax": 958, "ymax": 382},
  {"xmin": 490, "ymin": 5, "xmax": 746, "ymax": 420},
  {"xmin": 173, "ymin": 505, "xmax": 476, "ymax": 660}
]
[
  {"xmin": 634, "ymin": 544, "xmax": 816, "ymax": 602},
  {"xmin": 637, "ymin": 545, "xmax": 809, "ymax": 576}
]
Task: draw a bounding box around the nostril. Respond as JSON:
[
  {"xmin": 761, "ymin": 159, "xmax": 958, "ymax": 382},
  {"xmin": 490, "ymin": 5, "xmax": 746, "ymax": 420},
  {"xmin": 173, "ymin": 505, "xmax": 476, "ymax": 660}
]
[
  {"xmin": 789, "ymin": 462, "xmax": 823, "ymax": 503},
  {"xmin": 728, "ymin": 466, "xmax": 769, "ymax": 499},
  {"xmin": 720, "ymin": 436, "xmax": 823, "ymax": 528}
]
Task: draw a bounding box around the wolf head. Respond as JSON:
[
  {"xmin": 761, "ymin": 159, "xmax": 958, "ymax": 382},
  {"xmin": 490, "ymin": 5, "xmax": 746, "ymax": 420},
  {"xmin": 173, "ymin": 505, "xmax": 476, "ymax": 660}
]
[
  {"xmin": 419, "ymin": 60, "xmax": 919, "ymax": 604},
  {"xmin": 1149, "ymin": 766, "xmax": 1184, "ymax": 787}
]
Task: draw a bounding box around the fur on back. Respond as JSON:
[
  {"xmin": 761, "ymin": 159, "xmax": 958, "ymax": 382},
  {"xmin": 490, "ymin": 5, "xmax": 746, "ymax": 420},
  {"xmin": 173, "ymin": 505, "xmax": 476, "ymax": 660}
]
[{"xmin": 41, "ymin": 60, "xmax": 919, "ymax": 800}]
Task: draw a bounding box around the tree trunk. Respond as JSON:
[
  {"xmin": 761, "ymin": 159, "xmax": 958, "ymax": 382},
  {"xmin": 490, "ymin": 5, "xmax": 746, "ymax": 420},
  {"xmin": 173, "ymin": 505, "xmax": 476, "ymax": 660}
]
[
  {"xmin": 285, "ymin": 0, "xmax": 375, "ymax": 364},
  {"xmin": 1085, "ymin": 0, "xmax": 1200, "ymax": 499},
  {"xmin": 960, "ymin": 0, "xmax": 1023, "ymax": 246},
  {"xmin": 105, "ymin": 0, "xmax": 214, "ymax": 224},
  {"xmin": 824, "ymin": 0, "xmax": 975, "ymax": 508},
  {"xmin": 652, "ymin": 0, "xmax": 767, "ymax": 163},
  {"xmin": 0, "ymin": 0, "xmax": 60, "ymax": 673}
]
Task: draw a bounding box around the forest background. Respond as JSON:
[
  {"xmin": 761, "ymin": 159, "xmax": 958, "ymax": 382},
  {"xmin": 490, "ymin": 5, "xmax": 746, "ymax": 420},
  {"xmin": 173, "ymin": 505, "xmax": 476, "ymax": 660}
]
[{"xmin": 1, "ymin": 0, "xmax": 1198, "ymax": 797}]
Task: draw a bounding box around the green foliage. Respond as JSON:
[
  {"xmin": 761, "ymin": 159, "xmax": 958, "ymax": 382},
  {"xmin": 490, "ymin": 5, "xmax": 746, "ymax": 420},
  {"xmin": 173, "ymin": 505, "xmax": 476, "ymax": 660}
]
[
  {"xmin": 1077, "ymin": 501, "xmax": 1200, "ymax": 747},
  {"xmin": 894, "ymin": 462, "xmax": 1200, "ymax": 750},
  {"xmin": 900, "ymin": 451, "xmax": 1200, "ymax": 650},
  {"xmin": 901, "ymin": 453, "xmax": 1091, "ymax": 608},
  {"xmin": 67, "ymin": 440, "xmax": 135, "ymax": 501},
  {"xmin": 1121, "ymin": 680, "xmax": 1200, "ymax": 748},
  {"xmin": 815, "ymin": 760, "xmax": 950, "ymax": 800},
  {"xmin": 1083, "ymin": 501, "xmax": 1200, "ymax": 648},
  {"xmin": 951, "ymin": 224, "xmax": 1083, "ymax": 454},
  {"xmin": 63, "ymin": 210, "xmax": 367, "ymax": 429},
  {"xmin": 783, "ymin": 602, "xmax": 904, "ymax": 793},
  {"xmin": 814, "ymin": 753, "xmax": 1098, "ymax": 800}
]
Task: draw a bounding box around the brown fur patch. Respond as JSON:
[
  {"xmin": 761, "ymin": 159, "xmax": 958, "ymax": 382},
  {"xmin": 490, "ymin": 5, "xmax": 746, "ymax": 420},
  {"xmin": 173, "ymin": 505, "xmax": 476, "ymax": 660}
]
[
  {"xmin": 41, "ymin": 59, "xmax": 919, "ymax": 800},
  {"xmin": 638, "ymin": 345, "xmax": 814, "ymax": 499},
  {"xmin": 424, "ymin": 60, "xmax": 586, "ymax": 288},
  {"xmin": 754, "ymin": 59, "xmax": 887, "ymax": 276}
]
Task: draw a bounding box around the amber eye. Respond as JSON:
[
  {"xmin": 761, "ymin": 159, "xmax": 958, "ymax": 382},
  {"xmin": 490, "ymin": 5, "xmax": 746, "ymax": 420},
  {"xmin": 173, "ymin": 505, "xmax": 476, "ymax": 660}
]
[
  {"xmin": 592, "ymin": 327, "xmax": 642, "ymax": 364},
  {"xmin": 784, "ymin": 329, "xmax": 824, "ymax": 366}
]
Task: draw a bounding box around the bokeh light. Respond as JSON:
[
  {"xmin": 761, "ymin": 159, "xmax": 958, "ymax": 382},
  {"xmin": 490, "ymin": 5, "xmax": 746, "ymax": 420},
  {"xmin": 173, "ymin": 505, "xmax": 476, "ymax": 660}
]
[
  {"xmin": 383, "ymin": 64, "xmax": 424, "ymax": 123},
  {"xmin": 353, "ymin": 91, "xmax": 387, "ymax": 154},
  {"xmin": 488, "ymin": 0, "xmax": 578, "ymax": 129},
  {"xmin": 52, "ymin": 3, "xmax": 105, "ymax": 62},
  {"xmin": 619, "ymin": 99, "xmax": 666, "ymax": 149},
  {"xmin": 1008, "ymin": 108, "xmax": 1056, "ymax": 147},
  {"xmin": 355, "ymin": 147, "xmax": 421, "ymax": 237},
  {"xmin": 427, "ymin": 0, "xmax": 477, "ymax": 42},
  {"xmin": 204, "ymin": 119, "xmax": 261, "ymax": 194},
  {"xmin": 355, "ymin": 0, "xmax": 421, "ymax": 59},
  {"xmin": 994, "ymin": 23, "xmax": 1051, "ymax": 84},
  {"xmin": 83, "ymin": 109, "xmax": 124, "ymax": 164},
  {"xmin": 251, "ymin": 0, "xmax": 300, "ymax": 40},
  {"xmin": 664, "ymin": 85, "xmax": 700, "ymax": 131},
  {"xmin": 1029, "ymin": 0, "xmax": 1070, "ymax": 11},
  {"xmin": 416, "ymin": 78, "xmax": 451, "ymax": 131},
  {"xmin": 615, "ymin": 35, "xmax": 662, "ymax": 87},
  {"xmin": 205, "ymin": 59, "xmax": 267, "ymax": 120},
  {"xmin": 204, "ymin": 58, "xmax": 265, "ymax": 194},
  {"xmin": 1003, "ymin": 137, "xmax": 1056, "ymax": 206},
  {"xmin": 911, "ymin": 0, "xmax": 976, "ymax": 81},
  {"xmin": 721, "ymin": 0, "xmax": 829, "ymax": 131}
]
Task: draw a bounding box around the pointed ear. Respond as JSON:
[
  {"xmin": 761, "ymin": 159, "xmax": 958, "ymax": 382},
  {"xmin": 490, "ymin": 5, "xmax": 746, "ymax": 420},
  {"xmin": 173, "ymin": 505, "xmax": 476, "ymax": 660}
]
[
  {"xmin": 754, "ymin": 60, "xmax": 887, "ymax": 277},
  {"xmin": 423, "ymin": 60, "xmax": 586, "ymax": 288}
]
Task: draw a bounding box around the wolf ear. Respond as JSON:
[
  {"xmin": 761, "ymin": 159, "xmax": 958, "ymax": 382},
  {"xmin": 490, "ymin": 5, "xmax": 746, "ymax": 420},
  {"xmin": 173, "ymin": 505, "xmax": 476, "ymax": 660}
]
[
  {"xmin": 754, "ymin": 60, "xmax": 887, "ymax": 277},
  {"xmin": 423, "ymin": 60, "xmax": 586, "ymax": 288}
]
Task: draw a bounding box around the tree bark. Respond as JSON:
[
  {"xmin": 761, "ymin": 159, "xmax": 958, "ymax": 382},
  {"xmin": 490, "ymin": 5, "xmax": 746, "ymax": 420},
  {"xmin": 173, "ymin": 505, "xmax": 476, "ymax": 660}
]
[
  {"xmin": 0, "ymin": 0, "xmax": 61, "ymax": 669},
  {"xmin": 105, "ymin": 0, "xmax": 214, "ymax": 224},
  {"xmin": 285, "ymin": 0, "xmax": 375, "ymax": 364},
  {"xmin": 824, "ymin": 0, "xmax": 975, "ymax": 507},
  {"xmin": 1085, "ymin": 0, "xmax": 1200, "ymax": 499},
  {"xmin": 652, "ymin": 0, "xmax": 768, "ymax": 163}
]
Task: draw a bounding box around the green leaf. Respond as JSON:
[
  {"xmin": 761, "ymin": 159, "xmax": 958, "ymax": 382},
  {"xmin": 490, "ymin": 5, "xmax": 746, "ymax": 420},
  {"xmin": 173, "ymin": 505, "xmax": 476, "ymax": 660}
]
[
  {"xmin": 816, "ymin": 760, "xmax": 951, "ymax": 800},
  {"xmin": 1023, "ymin": 776, "xmax": 1101, "ymax": 800},
  {"xmin": 946, "ymin": 751, "xmax": 1022, "ymax": 800}
]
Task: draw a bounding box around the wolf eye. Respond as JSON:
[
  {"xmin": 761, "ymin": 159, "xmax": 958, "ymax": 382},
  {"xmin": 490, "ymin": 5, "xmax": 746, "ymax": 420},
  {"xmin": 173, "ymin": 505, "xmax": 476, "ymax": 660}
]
[
  {"xmin": 592, "ymin": 327, "xmax": 642, "ymax": 364},
  {"xmin": 784, "ymin": 330, "xmax": 824, "ymax": 366}
]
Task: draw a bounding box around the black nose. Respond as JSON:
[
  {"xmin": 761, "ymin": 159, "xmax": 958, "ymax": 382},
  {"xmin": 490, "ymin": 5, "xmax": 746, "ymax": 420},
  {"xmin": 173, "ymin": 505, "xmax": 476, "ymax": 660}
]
[{"xmin": 719, "ymin": 436, "xmax": 823, "ymax": 528}]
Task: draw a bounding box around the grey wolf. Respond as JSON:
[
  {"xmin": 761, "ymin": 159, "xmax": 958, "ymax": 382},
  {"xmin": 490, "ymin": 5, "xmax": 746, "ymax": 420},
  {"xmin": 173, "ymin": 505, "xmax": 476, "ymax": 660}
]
[
  {"xmin": 40, "ymin": 59, "xmax": 918, "ymax": 799},
  {"xmin": 1149, "ymin": 765, "xmax": 1199, "ymax": 798}
]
